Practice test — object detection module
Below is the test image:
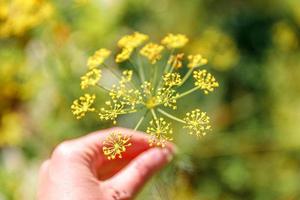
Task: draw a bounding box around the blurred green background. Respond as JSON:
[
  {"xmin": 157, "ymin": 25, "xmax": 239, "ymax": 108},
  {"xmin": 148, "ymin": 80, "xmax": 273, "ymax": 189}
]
[{"xmin": 1, "ymin": 0, "xmax": 300, "ymax": 199}]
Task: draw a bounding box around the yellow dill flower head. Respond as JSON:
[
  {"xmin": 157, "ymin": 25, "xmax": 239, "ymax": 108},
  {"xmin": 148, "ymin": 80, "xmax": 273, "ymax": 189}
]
[
  {"xmin": 99, "ymin": 100, "xmax": 125, "ymax": 125},
  {"xmin": 72, "ymin": 31, "xmax": 221, "ymax": 152},
  {"xmin": 193, "ymin": 70, "xmax": 219, "ymax": 94},
  {"xmin": 71, "ymin": 94, "xmax": 96, "ymax": 119},
  {"xmin": 102, "ymin": 132, "xmax": 132, "ymax": 160},
  {"xmin": 163, "ymin": 72, "xmax": 182, "ymax": 87},
  {"xmin": 118, "ymin": 32, "xmax": 149, "ymax": 49},
  {"xmin": 80, "ymin": 68, "xmax": 101, "ymax": 89},
  {"xmin": 146, "ymin": 117, "xmax": 173, "ymax": 147},
  {"xmin": 168, "ymin": 53, "xmax": 185, "ymax": 69},
  {"xmin": 0, "ymin": 0, "xmax": 53, "ymax": 38},
  {"xmin": 183, "ymin": 109, "xmax": 211, "ymax": 137},
  {"xmin": 140, "ymin": 43, "xmax": 164, "ymax": 64},
  {"xmin": 115, "ymin": 47, "xmax": 133, "ymax": 63},
  {"xmin": 161, "ymin": 33, "xmax": 189, "ymax": 49},
  {"xmin": 188, "ymin": 54, "xmax": 208, "ymax": 68},
  {"xmin": 157, "ymin": 87, "xmax": 179, "ymax": 110},
  {"xmin": 87, "ymin": 48, "xmax": 111, "ymax": 69}
]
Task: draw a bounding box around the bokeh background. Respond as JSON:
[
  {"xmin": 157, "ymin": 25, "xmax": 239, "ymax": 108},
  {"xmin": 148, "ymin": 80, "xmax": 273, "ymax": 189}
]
[{"xmin": 1, "ymin": 0, "xmax": 300, "ymax": 199}]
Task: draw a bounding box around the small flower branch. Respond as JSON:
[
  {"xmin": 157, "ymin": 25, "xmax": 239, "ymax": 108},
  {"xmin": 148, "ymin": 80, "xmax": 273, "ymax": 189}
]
[{"xmin": 157, "ymin": 108, "xmax": 185, "ymax": 124}]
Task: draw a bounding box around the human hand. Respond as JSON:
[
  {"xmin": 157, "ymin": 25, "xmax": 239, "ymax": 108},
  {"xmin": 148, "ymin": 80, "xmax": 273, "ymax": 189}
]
[{"xmin": 37, "ymin": 127, "xmax": 175, "ymax": 200}]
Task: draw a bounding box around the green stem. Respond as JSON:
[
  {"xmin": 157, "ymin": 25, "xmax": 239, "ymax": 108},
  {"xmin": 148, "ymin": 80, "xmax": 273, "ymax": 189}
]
[
  {"xmin": 179, "ymin": 68, "xmax": 193, "ymax": 86},
  {"xmin": 134, "ymin": 110, "xmax": 148, "ymax": 130},
  {"xmin": 103, "ymin": 63, "xmax": 138, "ymax": 90},
  {"xmin": 152, "ymin": 64, "xmax": 158, "ymax": 89},
  {"xmin": 103, "ymin": 63, "xmax": 122, "ymax": 80},
  {"xmin": 150, "ymin": 108, "xmax": 158, "ymax": 120},
  {"xmin": 156, "ymin": 50, "xmax": 175, "ymax": 91},
  {"xmin": 175, "ymin": 86, "xmax": 200, "ymax": 100},
  {"xmin": 132, "ymin": 58, "xmax": 145, "ymax": 82},
  {"xmin": 157, "ymin": 108, "xmax": 185, "ymax": 124},
  {"xmin": 96, "ymin": 83, "xmax": 111, "ymax": 92}
]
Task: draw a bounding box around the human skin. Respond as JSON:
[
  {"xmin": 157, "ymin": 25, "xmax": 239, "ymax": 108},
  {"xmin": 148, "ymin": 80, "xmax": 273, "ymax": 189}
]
[{"xmin": 37, "ymin": 127, "xmax": 175, "ymax": 200}]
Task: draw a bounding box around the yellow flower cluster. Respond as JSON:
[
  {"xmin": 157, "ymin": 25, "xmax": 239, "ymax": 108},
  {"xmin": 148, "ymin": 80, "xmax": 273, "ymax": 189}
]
[
  {"xmin": 140, "ymin": 43, "xmax": 164, "ymax": 64},
  {"xmin": 163, "ymin": 72, "xmax": 182, "ymax": 87},
  {"xmin": 118, "ymin": 32, "xmax": 149, "ymax": 49},
  {"xmin": 87, "ymin": 48, "xmax": 111, "ymax": 69},
  {"xmin": 0, "ymin": 0, "xmax": 53, "ymax": 38},
  {"xmin": 80, "ymin": 68, "xmax": 101, "ymax": 89},
  {"xmin": 168, "ymin": 53, "xmax": 185, "ymax": 69},
  {"xmin": 161, "ymin": 33, "xmax": 189, "ymax": 49},
  {"xmin": 183, "ymin": 109, "xmax": 211, "ymax": 136},
  {"xmin": 71, "ymin": 94, "xmax": 96, "ymax": 119},
  {"xmin": 102, "ymin": 132, "xmax": 132, "ymax": 160},
  {"xmin": 115, "ymin": 32, "xmax": 148, "ymax": 63},
  {"xmin": 193, "ymin": 70, "xmax": 219, "ymax": 94},
  {"xmin": 147, "ymin": 118, "xmax": 173, "ymax": 147},
  {"xmin": 188, "ymin": 54, "xmax": 208, "ymax": 68},
  {"xmin": 71, "ymin": 32, "xmax": 220, "ymax": 159}
]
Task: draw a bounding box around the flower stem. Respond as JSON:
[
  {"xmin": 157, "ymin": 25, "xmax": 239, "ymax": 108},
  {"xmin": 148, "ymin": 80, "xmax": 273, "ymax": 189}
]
[
  {"xmin": 175, "ymin": 86, "xmax": 200, "ymax": 100},
  {"xmin": 150, "ymin": 108, "xmax": 158, "ymax": 120},
  {"xmin": 103, "ymin": 63, "xmax": 122, "ymax": 80},
  {"xmin": 156, "ymin": 50, "xmax": 175, "ymax": 91},
  {"xmin": 179, "ymin": 68, "xmax": 193, "ymax": 86},
  {"xmin": 152, "ymin": 64, "xmax": 160, "ymax": 91},
  {"xmin": 134, "ymin": 110, "xmax": 148, "ymax": 130},
  {"xmin": 96, "ymin": 83, "xmax": 111, "ymax": 92},
  {"xmin": 134, "ymin": 58, "xmax": 146, "ymax": 82},
  {"xmin": 157, "ymin": 108, "xmax": 185, "ymax": 124}
]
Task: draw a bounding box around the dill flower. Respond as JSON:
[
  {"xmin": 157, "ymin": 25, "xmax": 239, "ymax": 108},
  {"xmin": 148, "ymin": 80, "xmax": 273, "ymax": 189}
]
[
  {"xmin": 161, "ymin": 33, "xmax": 189, "ymax": 49},
  {"xmin": 183, "ymin": 109, "xmax": 211, "ymax": 137},
  {"xmin": 140, "ymin": 43, "xmax": 164, "ymax": 64},
  {"xmin": 188, "ymin": 54, "xmax": 208, "ymax": 68},
  {"xmin": 193, "ymin": 70, "xmax": 219, "ymax": 94},
  {"xmin": 98, "ymin": 100, "xmax": 134, "ymax": 125},
  {"xmin": 156, "ymin": 87, "xmax": 179, "ymax": 110},
  {"xmin": 168, "ymin": 53, "xmax": 185, "ymax": 69},
  {"xmin": 118, "ymin": 32, "xmax": 149, "ymax": 49},
  {"xmin": 0, "ymin": 0, "xmax": 53, "ymax": 38},
  {"xmin": 87, "ymin": 48, "xmax": 111, "ymax": 69},
  {"xmin": 80, "ymin": 68, "xmax": 101, "ymax": 89},
  {"xmin": 102, "ymin": 132, "xmax": 132, "ymax": 160},
  {"xmin": 115, "ymin": 47, "xmax": 133, "ymax": 63},
  {"xmin": 71, "ymin": 94, "xmax": 96, "ymax": 119},
  {"xmin": 146, "ymin": 118, "xmax": 173, "ymax": 147},
  {"xmin": 163, "ymin": 72, "xmax": 182, "ymax": 87},
  {"xmin": 72, "ymin": 31, "xmax": 220, "ymax": 152}
]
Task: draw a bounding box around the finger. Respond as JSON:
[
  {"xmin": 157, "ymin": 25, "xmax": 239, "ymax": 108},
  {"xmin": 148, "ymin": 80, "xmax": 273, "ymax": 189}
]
[
  {"xmin": 38, "ymin": 160, "xmax": 50, "ymax": 181},
  {"xmin": 104, "ymin": 146, "xmax": 174, "ymax": 199},
  {"xmin": 49, "ymin": 127, "xmax": 160, "ymax": 180},
  {"xmin": 37, "ymin": 160, "xmax": 51, "ymax": 198}
]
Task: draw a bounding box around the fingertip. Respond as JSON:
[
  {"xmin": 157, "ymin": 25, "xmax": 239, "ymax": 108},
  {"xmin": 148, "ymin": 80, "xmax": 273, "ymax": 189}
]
[{"xmin": 105, "ymin": 146, "xmax": 174, "ymax": 198}]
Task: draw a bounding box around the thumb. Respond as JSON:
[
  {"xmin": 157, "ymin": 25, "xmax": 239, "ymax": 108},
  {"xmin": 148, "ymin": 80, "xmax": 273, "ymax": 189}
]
[{"xmin": 104, "ymin": 146, "xmax": 174, "ymax": 199}]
